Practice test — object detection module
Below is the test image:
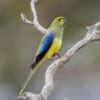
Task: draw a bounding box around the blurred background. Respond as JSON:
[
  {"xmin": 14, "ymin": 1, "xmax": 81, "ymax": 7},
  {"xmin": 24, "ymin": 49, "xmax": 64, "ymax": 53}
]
[{"xmin": 0, "ymin": 0, "xmax": 100, "ymax": 100}]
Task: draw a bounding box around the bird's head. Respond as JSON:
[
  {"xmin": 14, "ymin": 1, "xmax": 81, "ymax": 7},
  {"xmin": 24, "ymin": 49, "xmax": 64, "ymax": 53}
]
[{"xmin": 50, "ymin": 16, "xmax": 66, "ymax": 28}]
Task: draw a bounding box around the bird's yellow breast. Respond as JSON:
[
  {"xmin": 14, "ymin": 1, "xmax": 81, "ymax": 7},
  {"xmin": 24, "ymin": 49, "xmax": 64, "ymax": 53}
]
[{"xmin": 46, "ymin": 38, "xmax": 62, "ymax": 58}]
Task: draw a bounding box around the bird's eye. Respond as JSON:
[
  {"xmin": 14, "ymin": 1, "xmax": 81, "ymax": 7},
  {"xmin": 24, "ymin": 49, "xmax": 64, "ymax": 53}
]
[{"xmin": 58, "ymin": 18, "xmax": 61, "ymax": 22}]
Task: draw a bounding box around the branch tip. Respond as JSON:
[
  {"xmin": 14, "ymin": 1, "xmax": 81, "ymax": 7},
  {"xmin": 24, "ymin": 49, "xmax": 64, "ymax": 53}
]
[
  {"xmin": 32, "ymin": 0, "xmax": 38, "ymax": 3},
  {"xmin": 21, "ymin": 0, "xmax": 48, "ymax": 34}
]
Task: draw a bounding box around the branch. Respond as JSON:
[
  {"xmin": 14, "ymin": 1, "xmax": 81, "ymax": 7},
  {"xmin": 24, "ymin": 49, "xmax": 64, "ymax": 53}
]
[
  {"xmin": 20, "ymin": 0, "xmax": 48, "ymax": 34},
  {"xmin": 17, "ymin": 0, "xmax": 100, "ymax": 100},
  {"xmin": 17, "ymin": 20, "xmax": 100, "ymax": 100}
]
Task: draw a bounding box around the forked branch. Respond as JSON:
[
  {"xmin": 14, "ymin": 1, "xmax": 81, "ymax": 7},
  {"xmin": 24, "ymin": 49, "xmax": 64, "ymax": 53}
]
[
  {"xmin": 17, "ymin": 0, "xmax": 100, "ymax": 100},
  {"xmin": 20, "ymin": 0, "xmax": 48, "ymax": 34}
]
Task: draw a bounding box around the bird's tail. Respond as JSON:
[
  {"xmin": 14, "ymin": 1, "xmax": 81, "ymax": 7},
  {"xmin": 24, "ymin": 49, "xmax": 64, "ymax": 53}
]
[{"xmin": 19, "ymin": 58, "xmax": 45, "ymax": 95}]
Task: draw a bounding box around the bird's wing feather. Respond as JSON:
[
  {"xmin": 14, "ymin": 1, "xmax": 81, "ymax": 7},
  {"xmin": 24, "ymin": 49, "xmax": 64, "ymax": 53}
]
[{"xmin": 32, "ymin": 32, "xmax": 55, "ymax": 67}]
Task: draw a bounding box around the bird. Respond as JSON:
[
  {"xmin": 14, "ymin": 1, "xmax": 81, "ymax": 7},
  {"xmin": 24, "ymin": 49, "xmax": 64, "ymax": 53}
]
[{"xmin": 19, "ymin": 16, "xmax": 66, "ymax": 94}]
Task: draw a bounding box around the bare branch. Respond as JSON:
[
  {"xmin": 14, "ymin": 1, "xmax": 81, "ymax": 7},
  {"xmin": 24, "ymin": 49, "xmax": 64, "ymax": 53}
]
[
  {"xmin": 20, "ymin": 13, "xmax": 33, "ymax": 24},
  {"xmin": 20, "ymin": 0, "xmax": 48, "ymax": 34},
  {"xmin": 17, "ymin": 0, "xmax": 100, "ymax": 100},
  {"xmin": 17, "ymin": 20, "xmax": 100, "ymax": 100}
]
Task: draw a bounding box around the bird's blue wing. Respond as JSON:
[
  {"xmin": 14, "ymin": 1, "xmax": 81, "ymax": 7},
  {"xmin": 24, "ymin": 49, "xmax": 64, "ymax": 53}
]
[
  {"xmin": 39, "ymin": 32, "xmax": 55, "ymax": 54},
  {"xmin": 31, "ymin": 32, "xmax": 55, "ymax": 68}
]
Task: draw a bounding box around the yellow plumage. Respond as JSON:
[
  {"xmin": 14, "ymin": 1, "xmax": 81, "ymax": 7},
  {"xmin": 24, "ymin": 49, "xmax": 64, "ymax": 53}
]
[{"xmin": 45, "ymin": 38, "xmax": 62, "ymax": 59}]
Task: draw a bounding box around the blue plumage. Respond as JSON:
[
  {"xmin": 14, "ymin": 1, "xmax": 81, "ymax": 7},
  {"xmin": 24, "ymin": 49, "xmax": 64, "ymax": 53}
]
[{"xmin": 39, "ymin": 32, "xmax": 55, "ymax": 54}]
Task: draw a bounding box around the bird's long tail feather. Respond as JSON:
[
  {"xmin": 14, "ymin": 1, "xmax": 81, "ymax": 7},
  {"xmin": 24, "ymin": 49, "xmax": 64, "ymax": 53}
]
[{"xmin": 19, "ymin": 58, "xmax": 45, "ymax": 94}]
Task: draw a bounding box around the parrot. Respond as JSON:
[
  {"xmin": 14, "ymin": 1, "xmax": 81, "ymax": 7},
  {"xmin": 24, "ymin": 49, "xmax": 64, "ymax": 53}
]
[{"xmin": 19, "ymin": 16, "xmax": 66, "ymax": 94}]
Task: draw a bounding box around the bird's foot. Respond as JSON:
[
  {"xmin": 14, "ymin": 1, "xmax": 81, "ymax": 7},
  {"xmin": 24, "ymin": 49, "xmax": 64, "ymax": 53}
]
[{"xmin": 49, "ymin": 53, "xmax": 61, "ymax": 60}]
